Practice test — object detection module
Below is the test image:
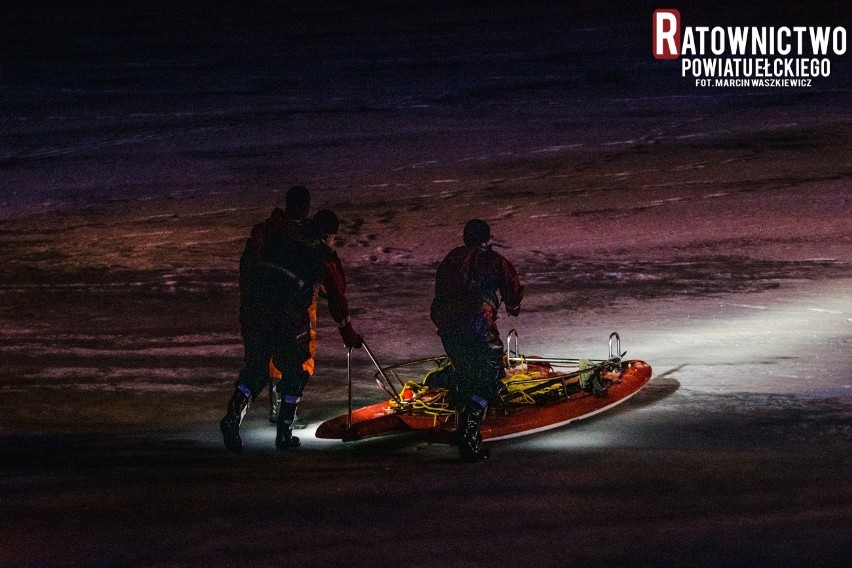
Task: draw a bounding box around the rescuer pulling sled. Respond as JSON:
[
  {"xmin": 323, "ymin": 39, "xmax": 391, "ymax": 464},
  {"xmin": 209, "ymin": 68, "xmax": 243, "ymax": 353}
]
[{"xmin": 315, "ymin": 331, "xmax": 653, "ymax": 455}]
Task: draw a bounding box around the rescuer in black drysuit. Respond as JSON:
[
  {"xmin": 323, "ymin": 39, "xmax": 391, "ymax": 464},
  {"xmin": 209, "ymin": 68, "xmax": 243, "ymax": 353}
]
[
  {"xmin": 221, "ymin": 194, "xmax": 362, "ymax": 453},
  {"xmin": 430, "ymin": 219, "xmax": 524, "ymax": 461},
  {"xmin": 239, "ymin": 186, "xmax": 311, "ymax": 425}
]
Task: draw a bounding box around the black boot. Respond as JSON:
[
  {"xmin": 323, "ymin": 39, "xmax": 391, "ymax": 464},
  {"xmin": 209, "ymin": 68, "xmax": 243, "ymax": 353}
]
[
  {"xmin": 275, "ymin": 396, "xmax": 301, "ymax": 450},
  {"xmin": 220, "ymin": 386, "xmax": 251, "ymax": 454},
  {"xmin": 268, "ymin": 380, "xmax": 281, "ymax": 423},
  {"xmin": 457, "ymin": 396, "xmax": 490, "ymax": 462}
]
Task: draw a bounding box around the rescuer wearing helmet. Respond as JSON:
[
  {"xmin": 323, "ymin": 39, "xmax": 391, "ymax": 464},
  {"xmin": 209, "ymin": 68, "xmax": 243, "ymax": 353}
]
[
  {"xmin": 237, "ymin": 185, "xmax": 310, "ymax": 425},
  {"xmin": 430, "ymin": 219, "xmax": 524, "ymax": 461},
  {"xmin": 221, "ymin": 199, "xmax": 363, "ymax": 453}
]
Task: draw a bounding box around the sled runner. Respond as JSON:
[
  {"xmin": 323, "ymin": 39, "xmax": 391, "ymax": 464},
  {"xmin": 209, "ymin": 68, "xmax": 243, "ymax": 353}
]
[{"xmin": 315, "ymin": 331, "xmax": 652, "ymax": 443}]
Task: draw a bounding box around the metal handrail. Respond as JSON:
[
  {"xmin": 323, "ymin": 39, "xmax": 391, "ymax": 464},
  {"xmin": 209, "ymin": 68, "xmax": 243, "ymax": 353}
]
[
  {"xmin": 609, "ymin": 331, "xmax": 626, "ymax": 361},
  {"xmin": 507, "ymin": 328, "xmax": 520, "ymax": 362},
  {"xmin": 505, "ymin": 356, "xmax": 604, "ymax": 367}
]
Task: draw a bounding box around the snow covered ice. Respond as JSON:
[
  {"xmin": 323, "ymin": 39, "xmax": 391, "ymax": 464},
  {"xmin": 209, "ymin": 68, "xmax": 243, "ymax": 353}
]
[{"xmin": 1, "ymin": 2, "xmax": 850, "ymax": 566}]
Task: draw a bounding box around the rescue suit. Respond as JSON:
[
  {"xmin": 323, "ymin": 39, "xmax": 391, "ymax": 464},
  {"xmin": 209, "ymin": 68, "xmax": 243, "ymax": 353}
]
[
  {"xmin": 222, "ymin": 211, "xmax": 354, "ymax": 453},
  {"xmin": 431, "ymin": 235, "xmax": 523, "ymax": 461}
]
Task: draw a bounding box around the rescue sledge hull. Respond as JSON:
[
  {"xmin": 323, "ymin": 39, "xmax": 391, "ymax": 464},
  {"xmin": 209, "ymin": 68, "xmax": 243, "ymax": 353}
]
[{"xmin": 315, "ymin": 359, "xmax": 652, "ymax": 443}]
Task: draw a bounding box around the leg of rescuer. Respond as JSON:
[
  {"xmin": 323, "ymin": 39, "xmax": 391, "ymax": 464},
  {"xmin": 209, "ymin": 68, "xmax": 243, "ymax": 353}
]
[
  {"xmin": 272, "ymin": 308, "xmax": 316, "ymax": 450},
  {"xmin": 221, "ymin": 331, "xmax": 272, "ymax": 453},
  {"xmin": 273, "ymin": 343, "xmax": 312, "ymax": 450}
]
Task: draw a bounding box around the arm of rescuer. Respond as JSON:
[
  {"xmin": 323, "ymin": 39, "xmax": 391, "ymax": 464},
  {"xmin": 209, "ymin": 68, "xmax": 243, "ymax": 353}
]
[
  {"xmin": 497, "ymin": 254, "xmax": 524, "ymax": 317},
  {"xmin": 319, "ymin": 249, "xmax": 363, "ymax": 349}
]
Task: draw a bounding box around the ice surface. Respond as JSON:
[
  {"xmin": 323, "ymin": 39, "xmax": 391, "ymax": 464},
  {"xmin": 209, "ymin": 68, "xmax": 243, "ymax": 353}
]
[{"xmin": 1, "ymin": 1, "xmax": 850, "ymax": 566}]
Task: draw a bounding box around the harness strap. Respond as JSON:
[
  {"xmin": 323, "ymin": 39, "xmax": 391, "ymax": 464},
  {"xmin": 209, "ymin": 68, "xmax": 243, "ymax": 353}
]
[{"xmin": 258, "ymin": 261, "xmax": 306, "ymax": 290}]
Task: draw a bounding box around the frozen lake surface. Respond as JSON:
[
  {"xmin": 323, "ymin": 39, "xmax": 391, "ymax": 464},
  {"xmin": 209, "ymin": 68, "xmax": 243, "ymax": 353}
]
[{"xmin": 1, "ymin": 1, "xmax": 850, "ymax": 566}]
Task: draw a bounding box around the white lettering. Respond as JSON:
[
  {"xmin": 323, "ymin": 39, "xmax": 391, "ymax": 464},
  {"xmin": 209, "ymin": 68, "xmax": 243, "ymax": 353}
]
[
  {"xmin": 753, "ymin": 27, "xmax": 768, "ymax": 54},
  {"xmin": 727, "ymin": 27, "xmax": 748, "ymax": 54},
  {"xmin": 833, "ymin": 27, "xmax": 847, "ymax": 55},
  {"xmin": 695, "ymin": 27, "xmax": 710, "ymax": 53},
  {"xmin": 711, "ymin": 27, "xmax": 726, "ymax": 54},
  {"xmin": 655, "ymin": 12, "xmax": 679, "ymax": 56},
  {"xmin": 810, "ymin": 27, "xmax": 831, "ymax": 55},
  {"xmin": 793, "ymin": 27, "xmax": 808, "ymax": 54},
  {"xmin": 703, "ymin": 58, "xmax": 718, "ymax": 75},
  {"xmin": 777, "ymin": 27, "xmax": 791, "ymax": 55},
  {"xmin": 682, "ymin": 27, "xmax": 697, "ymax": 55}
]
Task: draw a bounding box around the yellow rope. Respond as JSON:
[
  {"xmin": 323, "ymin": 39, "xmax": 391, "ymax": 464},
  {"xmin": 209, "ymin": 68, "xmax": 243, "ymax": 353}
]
[
  {"xmin": 388, "ymin": 358, "xmax": 588, "ymax": 413},
  {"xmin": 502, "ymin": 370, "xmax": 575, "ymax": 405},
  {"xmin": 390, "ymin": 381, "xmax": 455, "ymax": 419}
]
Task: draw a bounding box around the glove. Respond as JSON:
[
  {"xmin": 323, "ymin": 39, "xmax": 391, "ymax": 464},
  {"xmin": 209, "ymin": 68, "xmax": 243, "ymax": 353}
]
[
  {"xmin": 339, "ymin": 321, "xmax": 363, "ymax": 349},
  {"xmin": 506, "ymin": 304, "xmax": 521, "ymax": 317}
]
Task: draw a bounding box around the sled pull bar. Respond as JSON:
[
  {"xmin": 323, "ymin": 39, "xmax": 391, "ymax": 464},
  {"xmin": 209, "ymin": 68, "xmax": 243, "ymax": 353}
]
[
  {"xmin": 347, "ymin": 347, "xmax": 353, "ymax": 429},
  {"xmin": 362, "ymin": 340, "xmax": 402, "ymax": 404}
]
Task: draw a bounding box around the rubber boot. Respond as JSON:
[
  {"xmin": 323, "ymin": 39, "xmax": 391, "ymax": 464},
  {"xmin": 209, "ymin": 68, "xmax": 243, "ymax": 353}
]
[
  {"xmin": 220, "ymin": 385, "xmax": 252, "ymax": 454},
  {"xmin": 268, "ymin": 380, "xmax": 281, "ymax": 423},
  {"xmin": 457, "ymin": 396, "xmax": 490, "ymax": 462},
  {"xmin": 275, "ymin": 395, "xmax": 301, "ymax": 450}
]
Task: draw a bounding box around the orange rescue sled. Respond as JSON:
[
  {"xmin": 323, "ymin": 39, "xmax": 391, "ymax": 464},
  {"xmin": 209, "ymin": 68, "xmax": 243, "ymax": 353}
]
[{"xmin": 315, "ymin": 331, "xmax": 652, "ymax": 443}]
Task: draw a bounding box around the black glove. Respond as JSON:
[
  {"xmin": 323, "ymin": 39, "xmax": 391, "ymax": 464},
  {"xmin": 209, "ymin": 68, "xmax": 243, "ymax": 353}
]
[
  {"xmin": 339, "ymin": 321, "xmax": 363, "ymax": 349},
  {"xmin": 506, "ymin": 304, "xmax": 521, "ymax": 317}
]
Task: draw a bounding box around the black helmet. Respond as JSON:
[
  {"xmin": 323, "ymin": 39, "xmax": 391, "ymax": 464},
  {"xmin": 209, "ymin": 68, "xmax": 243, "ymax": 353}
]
[
  {"xmin": 308, "ymin": 209, "xmax": 340, "ymax": 238},
  {"xmin": 463, "ymin": 219, "xmax": 490, "ymax": 246},
  {"xmin": 283, "ymin": 185, "xmax": 310, "ymax": 216}
]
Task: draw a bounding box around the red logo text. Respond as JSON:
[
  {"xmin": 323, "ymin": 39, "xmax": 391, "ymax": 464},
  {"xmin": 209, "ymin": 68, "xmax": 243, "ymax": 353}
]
[{"xmin": 653, "ymin": 9, "xmax": 681, "ymax": 59}]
